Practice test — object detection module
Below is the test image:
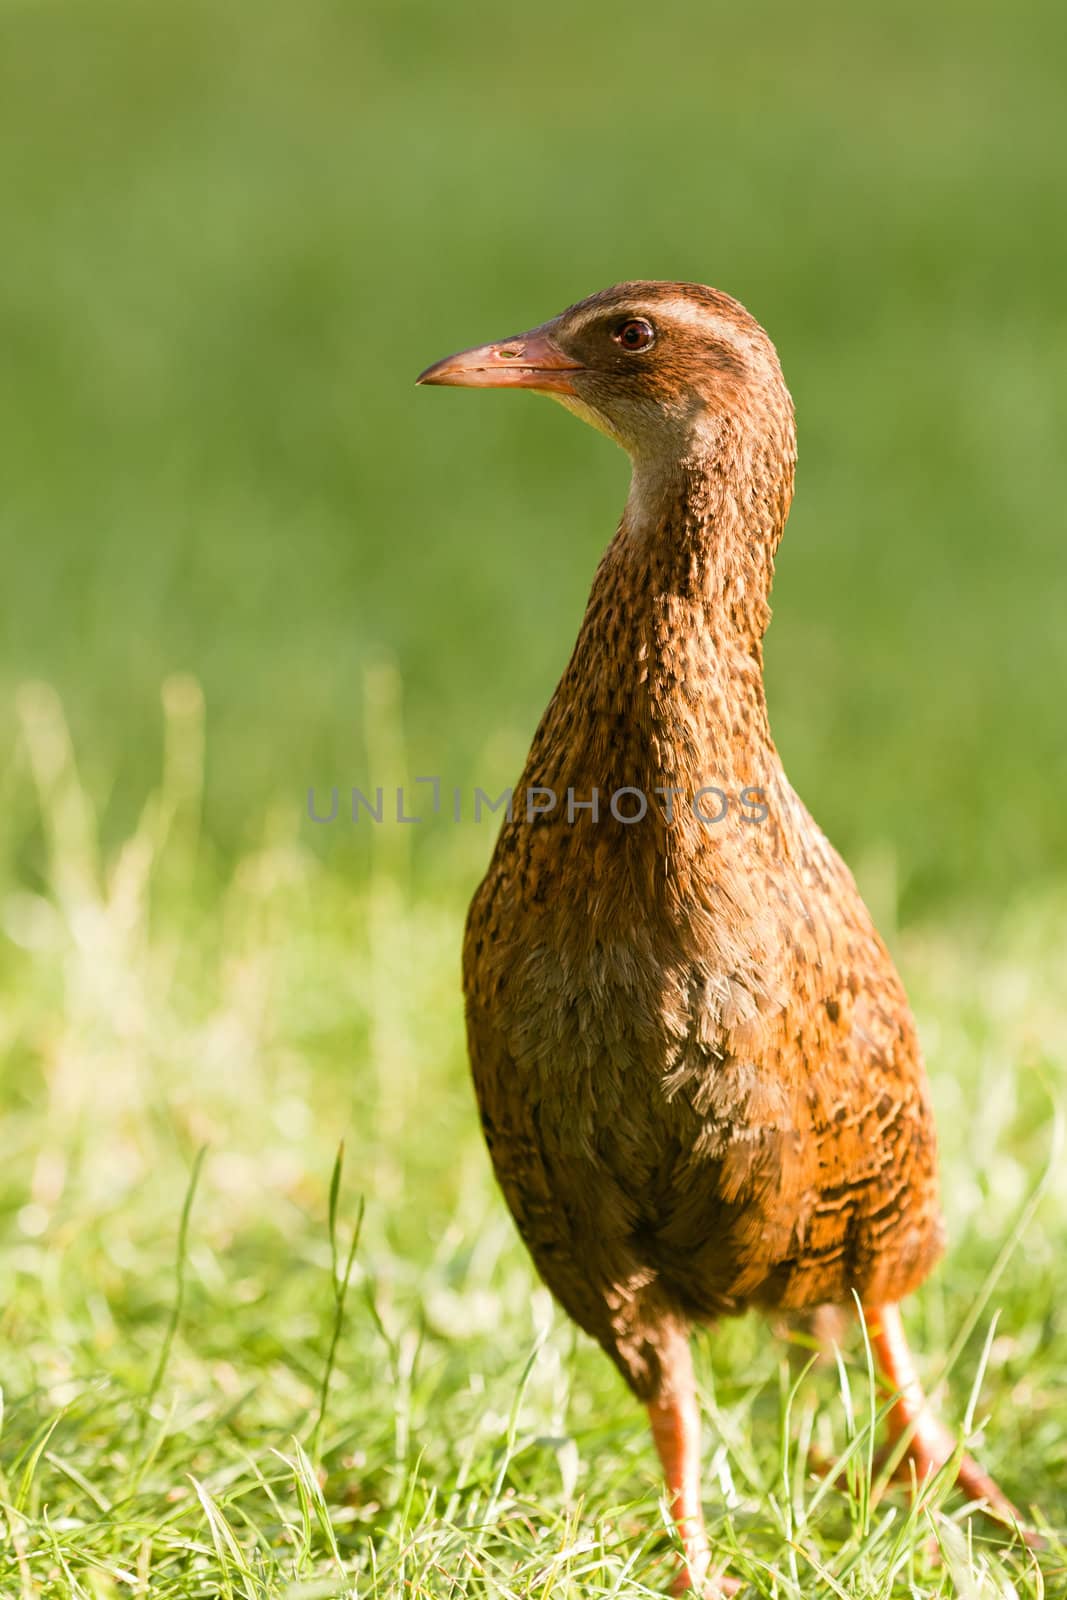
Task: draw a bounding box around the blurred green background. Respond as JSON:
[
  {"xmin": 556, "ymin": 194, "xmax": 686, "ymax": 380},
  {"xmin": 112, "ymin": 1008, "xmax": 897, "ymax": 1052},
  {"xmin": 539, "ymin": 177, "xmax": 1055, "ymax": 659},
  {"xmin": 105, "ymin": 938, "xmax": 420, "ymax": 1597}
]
[
  {"xmin": 2, "ymin": 0, "xmax": 1065, "ymax": 910},
  {"xmin": 2, "ymin": 5, "xmax": 1066, "ymax": 1591}
]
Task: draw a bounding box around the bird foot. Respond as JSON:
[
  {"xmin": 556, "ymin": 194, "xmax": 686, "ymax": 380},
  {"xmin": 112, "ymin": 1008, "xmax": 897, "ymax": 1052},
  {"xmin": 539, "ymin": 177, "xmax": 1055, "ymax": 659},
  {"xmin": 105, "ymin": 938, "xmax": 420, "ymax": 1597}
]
[
  {"xmin": 854, "ymin": 1304, "xmax": 1044, "ymax": 1549},
  {"xmin": 874, "ymin": 1414, "xmax": 1043, "ymax": 1548},
  {"xmin": 808, "ymin": 1422, "xmax": 1041, "ymax": 1550},
  {"xmin": 669, "ymin": 1560, "xmax": 741, "ymax": 1597}
]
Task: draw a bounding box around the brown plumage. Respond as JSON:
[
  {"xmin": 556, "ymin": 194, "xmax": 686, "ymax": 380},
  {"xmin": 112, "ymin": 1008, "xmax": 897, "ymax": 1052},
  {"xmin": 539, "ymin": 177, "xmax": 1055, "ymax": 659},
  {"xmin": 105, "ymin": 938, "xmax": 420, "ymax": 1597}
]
[{"xmin": 418, "ymin": 282, "xmax": 1027, "ymax": 1594}]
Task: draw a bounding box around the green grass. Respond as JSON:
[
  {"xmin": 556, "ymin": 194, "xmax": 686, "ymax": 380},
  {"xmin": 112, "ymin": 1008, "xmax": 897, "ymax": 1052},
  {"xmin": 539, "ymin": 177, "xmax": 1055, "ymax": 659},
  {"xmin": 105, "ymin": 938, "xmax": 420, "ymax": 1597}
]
[{"xmin": 2, "ymin": 0, "xmax": 1066, "ymax": 1593}]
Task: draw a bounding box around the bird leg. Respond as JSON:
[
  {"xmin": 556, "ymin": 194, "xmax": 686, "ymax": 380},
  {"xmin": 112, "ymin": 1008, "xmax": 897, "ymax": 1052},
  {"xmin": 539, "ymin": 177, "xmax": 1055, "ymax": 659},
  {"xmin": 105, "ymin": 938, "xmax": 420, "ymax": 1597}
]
[
  {"xmin": 865, "ymin": 1303, "xmax": 1028, "ymax": 1533},
  {"xmin": 647, "ymin": 1334, "xmax": 739, "ymax": 1598}
]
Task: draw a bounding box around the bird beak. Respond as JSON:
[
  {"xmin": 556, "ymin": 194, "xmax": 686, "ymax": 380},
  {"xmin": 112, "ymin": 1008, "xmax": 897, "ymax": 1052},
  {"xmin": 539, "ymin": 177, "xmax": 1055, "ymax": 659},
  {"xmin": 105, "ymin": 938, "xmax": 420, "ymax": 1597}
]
[{"xmin": 416, "ymin": 326, "xmax": 584, "ymax": 394}]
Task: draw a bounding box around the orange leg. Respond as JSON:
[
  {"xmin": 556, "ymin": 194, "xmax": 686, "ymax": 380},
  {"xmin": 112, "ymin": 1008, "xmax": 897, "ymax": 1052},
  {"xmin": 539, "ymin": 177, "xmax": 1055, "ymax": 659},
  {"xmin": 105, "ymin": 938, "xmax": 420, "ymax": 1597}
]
[
  {"xmin": 865, "ymin": 1303, "xmax": 1032, "ymax": 1537},
  {"xmin": 647, "ymin": 1334, "xmax": 739, "ymax": 1597}
]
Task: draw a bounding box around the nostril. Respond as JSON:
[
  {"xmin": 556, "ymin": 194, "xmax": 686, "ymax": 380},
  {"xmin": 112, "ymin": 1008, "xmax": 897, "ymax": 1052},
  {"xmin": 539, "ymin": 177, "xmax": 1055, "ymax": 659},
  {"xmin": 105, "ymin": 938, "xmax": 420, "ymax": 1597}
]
[{"xmin": 497, "ymin": 345, "xmax": 525, "ymax": 360}]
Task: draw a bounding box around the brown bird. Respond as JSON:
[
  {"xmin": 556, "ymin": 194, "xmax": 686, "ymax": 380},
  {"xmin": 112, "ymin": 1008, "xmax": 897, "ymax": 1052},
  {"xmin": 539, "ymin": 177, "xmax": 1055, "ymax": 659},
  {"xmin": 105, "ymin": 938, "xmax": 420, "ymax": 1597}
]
[{"xmin": 418, "ymin": 282, "xmax": 1025, "ymax": 1594}]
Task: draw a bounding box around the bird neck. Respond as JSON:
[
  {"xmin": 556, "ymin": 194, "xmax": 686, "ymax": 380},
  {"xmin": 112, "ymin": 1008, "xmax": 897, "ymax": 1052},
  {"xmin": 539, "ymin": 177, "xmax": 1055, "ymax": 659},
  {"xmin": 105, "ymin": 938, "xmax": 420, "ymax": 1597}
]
[
  {"xmin": 543, "ymin": 428, "xmax": 789, "ymax": 803},
  {"xmin": 621, "ymin": 417, "xmax": 790, "ymax": 645}
]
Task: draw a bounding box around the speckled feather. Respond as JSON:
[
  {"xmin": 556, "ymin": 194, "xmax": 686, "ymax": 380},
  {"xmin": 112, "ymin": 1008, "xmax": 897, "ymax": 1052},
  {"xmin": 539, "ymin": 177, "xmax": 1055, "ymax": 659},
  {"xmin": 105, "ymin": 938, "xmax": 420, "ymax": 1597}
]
[{"xmin": 459, "ymin": 282, "xmax": 943, "ymax": 1403}]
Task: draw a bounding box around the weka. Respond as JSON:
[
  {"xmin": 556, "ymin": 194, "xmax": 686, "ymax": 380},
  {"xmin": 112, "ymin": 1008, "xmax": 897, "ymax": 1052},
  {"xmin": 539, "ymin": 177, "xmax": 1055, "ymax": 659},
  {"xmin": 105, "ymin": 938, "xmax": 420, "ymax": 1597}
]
[{"xmin": 418, "ymin": 282, "xmax": 1024, "ymax": 1594}]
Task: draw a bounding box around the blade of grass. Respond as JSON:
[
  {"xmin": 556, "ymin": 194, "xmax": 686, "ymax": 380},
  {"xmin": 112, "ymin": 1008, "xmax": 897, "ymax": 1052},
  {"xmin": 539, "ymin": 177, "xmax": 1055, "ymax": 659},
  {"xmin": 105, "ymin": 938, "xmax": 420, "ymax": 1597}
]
[
  {"xmin": 312, "ymin": 1143, "xmax": 365, "ymax": 1463},
  {"xmin": 141, "ymin": 1146, "xmax": 207, "ymax": 1431}
]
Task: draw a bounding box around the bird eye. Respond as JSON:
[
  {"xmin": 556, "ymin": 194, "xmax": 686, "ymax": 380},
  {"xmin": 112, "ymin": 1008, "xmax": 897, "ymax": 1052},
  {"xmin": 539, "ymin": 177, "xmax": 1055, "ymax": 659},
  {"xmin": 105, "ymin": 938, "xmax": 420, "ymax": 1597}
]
[{"xmin": 612, "ymin": 317, "xmax": 655, "ymax": 352}]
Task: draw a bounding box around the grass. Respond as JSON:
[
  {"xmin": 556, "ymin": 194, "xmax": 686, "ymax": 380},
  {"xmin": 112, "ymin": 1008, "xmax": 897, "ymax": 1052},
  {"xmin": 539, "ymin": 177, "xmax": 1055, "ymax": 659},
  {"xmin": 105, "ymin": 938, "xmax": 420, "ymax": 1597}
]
[
  {"xmin": 2, "ymin": 0, "xmax": 1066, "ymax": 1592},
  {"xmin": 1, "ymin": 684, "xmax": 1065, "ymax": 1597}
]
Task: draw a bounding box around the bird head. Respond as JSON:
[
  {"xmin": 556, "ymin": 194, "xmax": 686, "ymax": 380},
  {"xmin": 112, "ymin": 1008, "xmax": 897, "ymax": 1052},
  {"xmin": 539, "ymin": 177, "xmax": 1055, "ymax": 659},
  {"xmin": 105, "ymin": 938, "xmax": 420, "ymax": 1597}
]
[{"xmin": 417, "ymin": 280, "xmax": 794, "ymax": 473}]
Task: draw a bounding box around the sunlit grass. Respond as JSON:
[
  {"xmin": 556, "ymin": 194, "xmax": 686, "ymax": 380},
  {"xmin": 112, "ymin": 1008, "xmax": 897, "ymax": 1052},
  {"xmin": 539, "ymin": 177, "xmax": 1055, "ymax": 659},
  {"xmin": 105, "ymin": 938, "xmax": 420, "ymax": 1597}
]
[
  {"xmin": 0, "ymin": 682, "xmax": 1064, "ymax": 1596},
  {"xmin": 2, "ymin": 1, "xmax": 1065, "ymax": 1590}
]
